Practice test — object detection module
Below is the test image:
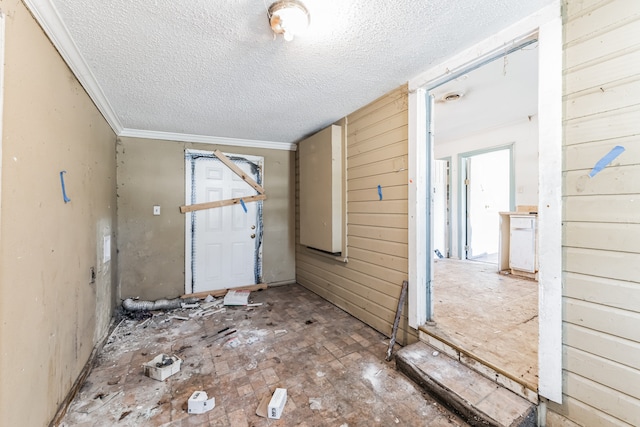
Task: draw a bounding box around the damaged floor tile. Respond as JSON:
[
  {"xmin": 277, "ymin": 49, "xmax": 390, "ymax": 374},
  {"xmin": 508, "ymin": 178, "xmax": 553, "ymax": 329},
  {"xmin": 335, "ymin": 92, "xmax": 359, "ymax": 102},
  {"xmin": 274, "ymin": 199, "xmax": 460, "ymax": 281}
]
[{"xmin": 59, "ymin": 284, "xmax": 468, "ymax": 426}]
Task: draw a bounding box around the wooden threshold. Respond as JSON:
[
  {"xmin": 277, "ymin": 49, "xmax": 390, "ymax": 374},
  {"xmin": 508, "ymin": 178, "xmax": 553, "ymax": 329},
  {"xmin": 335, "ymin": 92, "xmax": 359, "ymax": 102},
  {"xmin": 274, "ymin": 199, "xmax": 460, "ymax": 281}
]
[
  {"xmin": 418, "ymin": 325, "xmax": 539, "ymax": 403},
  {"xmin": 181, "ymin": 283, "xmax": 268, "ymax": 299}
]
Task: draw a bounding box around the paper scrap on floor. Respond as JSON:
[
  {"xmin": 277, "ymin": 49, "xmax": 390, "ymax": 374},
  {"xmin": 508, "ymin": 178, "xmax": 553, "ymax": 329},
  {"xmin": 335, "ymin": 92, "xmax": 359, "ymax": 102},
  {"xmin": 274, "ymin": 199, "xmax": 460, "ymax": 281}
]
[{"xmin": 224, "ymin": 289, "xmax": 251, "ymax": 306}]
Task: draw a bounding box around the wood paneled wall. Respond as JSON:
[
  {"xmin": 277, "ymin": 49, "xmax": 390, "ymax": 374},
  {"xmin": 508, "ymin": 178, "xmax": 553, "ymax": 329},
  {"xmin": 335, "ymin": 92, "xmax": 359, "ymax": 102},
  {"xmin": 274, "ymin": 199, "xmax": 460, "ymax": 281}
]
[
  {"xmin": 552, "ymin": 1, "xmax": 640, "ymax": 425},
  {"xmin": 296, "ymin": 86, "xmax": 417, "ymax": 345}
]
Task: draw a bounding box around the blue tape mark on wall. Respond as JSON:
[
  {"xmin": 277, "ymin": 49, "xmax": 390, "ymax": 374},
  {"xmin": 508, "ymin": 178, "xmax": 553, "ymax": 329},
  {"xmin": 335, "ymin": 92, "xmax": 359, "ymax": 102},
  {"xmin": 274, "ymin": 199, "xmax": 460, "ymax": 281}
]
[
  {"xmin": 589, "ymin": 145, "xmax": 625, "ymax": 178},
  {"xmin": 377, "ymin": 185, "xmax": 383, "ymax": 200},
  {"xmin": 240, "ymin": 199, "xmax": 247, "ymax": 213},
  {"xmin": 59, "ymin": 171, "xmax": 71, "ymax": 203}
]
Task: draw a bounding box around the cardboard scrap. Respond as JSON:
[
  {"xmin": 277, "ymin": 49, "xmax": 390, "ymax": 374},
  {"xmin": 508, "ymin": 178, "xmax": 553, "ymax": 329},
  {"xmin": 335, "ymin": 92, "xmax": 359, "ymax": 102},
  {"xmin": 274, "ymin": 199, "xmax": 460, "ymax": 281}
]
[{"xmin": 256, "ymin": 395, "xmax": 270, "ymax": 418}]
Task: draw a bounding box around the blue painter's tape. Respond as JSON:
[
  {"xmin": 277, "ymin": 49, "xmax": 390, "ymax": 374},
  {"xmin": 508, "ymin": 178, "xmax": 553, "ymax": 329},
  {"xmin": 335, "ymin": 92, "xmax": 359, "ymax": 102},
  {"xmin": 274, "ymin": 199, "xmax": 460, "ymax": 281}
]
[
  {"xmin": 589, "ymin": 145, "xmax": 625, "ymax": 178},
  {"xmin": 377, "ymin": 185, "xmax": 383, "ymax": 200},
  {"xmin": 59, "ymin": 170, "xmax": 71, "ymax": 203},
  {"xmin": 240, "ymin": 199, "xmax": 247, "ymax": 213}
]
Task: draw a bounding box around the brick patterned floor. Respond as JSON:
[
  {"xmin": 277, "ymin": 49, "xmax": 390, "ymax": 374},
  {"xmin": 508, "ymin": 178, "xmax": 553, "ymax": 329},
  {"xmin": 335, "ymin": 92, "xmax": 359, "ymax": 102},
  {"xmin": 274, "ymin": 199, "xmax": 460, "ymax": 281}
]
[{"xmin": 60, "ymin": 284, "xmax": 467, "ymax": 426}]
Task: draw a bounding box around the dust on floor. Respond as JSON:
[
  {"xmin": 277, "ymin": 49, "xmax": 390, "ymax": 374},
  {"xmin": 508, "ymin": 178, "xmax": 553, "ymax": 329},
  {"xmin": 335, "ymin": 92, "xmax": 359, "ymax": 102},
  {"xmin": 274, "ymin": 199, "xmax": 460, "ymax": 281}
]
[{"xmin": 60, "ymin": 284, "xmax": 467, "ymax": 426}]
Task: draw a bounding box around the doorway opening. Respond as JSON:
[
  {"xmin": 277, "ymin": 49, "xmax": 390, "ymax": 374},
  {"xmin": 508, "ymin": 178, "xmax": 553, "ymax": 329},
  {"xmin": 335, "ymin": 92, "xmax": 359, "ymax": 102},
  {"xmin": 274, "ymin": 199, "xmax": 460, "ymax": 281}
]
[
  {"xmin": 427, "ymin": 42, "xmax": 540, "ymax": 396},
  {"xmin": 462, "ymin": 146, "xmax": 513, "ymax": 263},
  {"xmin": 433, "ymin": 158, "xmax": 450, "ymax": 260},
  {"xmin": 184, "ymin": 149, "xmax": 264, "ymax": 294}
]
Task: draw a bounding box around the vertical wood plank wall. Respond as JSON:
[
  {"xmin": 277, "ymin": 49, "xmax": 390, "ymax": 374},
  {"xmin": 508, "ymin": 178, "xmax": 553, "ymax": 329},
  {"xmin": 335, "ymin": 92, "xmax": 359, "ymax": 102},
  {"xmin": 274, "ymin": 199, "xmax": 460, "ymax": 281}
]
[
  {"xmin": 296, "ymin": 86, "xmax": 417, "ymax": 345},
  {"xmin": 553, "ymin": 1, "xmax": 640, "ymax": 425}
]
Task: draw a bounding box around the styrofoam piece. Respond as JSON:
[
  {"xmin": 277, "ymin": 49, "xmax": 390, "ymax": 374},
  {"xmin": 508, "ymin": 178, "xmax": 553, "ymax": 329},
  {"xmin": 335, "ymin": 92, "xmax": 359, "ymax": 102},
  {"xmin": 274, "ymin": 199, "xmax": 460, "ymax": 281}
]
[
  {"xmin": 268, "ymin": 388, "xmax": 287, "ymax": 419},
  {"xmin": 143, "ymin": 354, "xmax": 181, "ymax": 381},
  {"xmin": 188, "ymin": 391, "xmax": 215, "ymax": 414},
  {"xmin": 223, "ymin": 289, "xmax": 250, "ymax": 306}
]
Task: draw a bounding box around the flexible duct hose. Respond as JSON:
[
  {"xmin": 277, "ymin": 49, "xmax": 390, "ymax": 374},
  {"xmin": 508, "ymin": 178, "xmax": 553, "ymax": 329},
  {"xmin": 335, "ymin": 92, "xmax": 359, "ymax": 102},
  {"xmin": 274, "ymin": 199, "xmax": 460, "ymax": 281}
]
[{"xmin": 122, "ymin": 297, "xmax": 199, "ymax": 311}]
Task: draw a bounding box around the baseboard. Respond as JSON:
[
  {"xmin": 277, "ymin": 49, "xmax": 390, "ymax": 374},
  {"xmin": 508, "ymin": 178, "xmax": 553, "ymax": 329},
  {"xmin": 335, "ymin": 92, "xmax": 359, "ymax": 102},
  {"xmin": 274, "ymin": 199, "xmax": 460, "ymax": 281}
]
[{"xmin": 267, "ymin": 279, "xmax": 297, "ymax": 287}]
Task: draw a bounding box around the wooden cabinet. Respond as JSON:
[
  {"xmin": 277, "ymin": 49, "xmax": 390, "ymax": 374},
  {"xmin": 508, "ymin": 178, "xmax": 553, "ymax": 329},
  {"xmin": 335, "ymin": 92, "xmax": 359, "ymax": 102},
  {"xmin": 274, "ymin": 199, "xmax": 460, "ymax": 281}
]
[{"xmin": 298, "ymin": 125, "xmax": 343, "ymax": 253}]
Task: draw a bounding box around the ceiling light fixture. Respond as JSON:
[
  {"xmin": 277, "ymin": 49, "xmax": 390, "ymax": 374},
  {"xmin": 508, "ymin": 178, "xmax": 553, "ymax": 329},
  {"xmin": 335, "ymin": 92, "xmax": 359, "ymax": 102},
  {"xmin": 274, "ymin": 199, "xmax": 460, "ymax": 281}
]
[
  {"xmin": 442, "ymin": 92, "xmax": 464, "ymax": 102},
  {"xmin": 268, "ymin": 0, "xmax": 310, "ymax": 41}
]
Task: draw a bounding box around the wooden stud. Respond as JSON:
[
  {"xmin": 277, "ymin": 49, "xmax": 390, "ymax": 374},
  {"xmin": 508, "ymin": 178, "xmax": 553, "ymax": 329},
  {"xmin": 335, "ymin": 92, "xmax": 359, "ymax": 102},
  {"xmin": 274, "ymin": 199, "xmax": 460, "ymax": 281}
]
[
  {"xmin": 180, "ymin": 194, "xmax": 266, "ymax": 214},
  {"xmin": 386, "ymin": 280, "xmax": 408, "ymax": 361},
  {"xmin": 181, "ymin": 283, "xmax": 268, "ymax": 299},
  {"xmin": 213, "ymin": 149, "xmax": 265, "ymax": 194}
]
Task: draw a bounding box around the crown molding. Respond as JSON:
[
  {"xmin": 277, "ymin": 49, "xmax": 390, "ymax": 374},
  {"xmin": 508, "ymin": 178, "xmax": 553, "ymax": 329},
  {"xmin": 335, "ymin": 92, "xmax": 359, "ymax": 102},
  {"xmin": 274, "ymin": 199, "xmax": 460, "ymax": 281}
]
[
  {"xmin": 119, "ymin": 128, "xmax": 297, "ymax": 151},
  {"xmin": 23, "ymin": 0, "xmax": 123, "ymax": 133}
]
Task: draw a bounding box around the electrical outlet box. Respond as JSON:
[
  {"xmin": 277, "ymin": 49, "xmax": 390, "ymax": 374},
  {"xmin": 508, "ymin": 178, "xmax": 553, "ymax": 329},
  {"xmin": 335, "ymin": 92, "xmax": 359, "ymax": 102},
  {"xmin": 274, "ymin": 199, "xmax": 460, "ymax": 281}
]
[{"xmin": 153, "ymin": 205, "xmax": 161, "ymax": 215}]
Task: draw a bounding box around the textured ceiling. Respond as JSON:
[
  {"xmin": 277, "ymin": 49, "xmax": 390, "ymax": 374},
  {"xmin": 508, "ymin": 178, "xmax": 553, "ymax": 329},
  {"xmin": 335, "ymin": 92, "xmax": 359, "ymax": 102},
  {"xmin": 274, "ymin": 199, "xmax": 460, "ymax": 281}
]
[
  {"xmin": 38, "ymin": 0, "xmax": 554, "ymax": 144},
  {"xmin": 432, "ymin": 43, "xmax": 539, "ymax": 143}
]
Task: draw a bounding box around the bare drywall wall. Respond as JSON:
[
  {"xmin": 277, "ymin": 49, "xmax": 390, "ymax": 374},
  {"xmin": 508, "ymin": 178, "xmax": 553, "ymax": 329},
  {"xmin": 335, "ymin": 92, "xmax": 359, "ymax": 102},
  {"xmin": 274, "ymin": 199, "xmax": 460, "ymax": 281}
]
[
  {"xmin": 0, "ymin": 2, "xmax": 117, "ymax": 426},
  {"xmin": 117, "ymin": 137, "xmax": 295, "ymax": 301}
]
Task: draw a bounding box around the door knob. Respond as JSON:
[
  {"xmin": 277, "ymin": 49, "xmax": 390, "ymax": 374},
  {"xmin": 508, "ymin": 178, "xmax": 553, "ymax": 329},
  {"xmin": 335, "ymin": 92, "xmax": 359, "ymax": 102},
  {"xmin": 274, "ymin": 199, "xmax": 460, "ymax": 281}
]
[{"xmin": 250, "ymin": 233, "xmax": 256, "ymax": 239}]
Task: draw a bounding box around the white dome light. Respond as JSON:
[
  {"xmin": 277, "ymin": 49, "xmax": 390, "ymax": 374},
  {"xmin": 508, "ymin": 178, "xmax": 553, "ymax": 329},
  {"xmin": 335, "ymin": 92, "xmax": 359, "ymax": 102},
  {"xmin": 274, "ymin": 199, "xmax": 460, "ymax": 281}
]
[{"xmin": 268, "ymin": 0, "xmax": 310, "ymax": 42}]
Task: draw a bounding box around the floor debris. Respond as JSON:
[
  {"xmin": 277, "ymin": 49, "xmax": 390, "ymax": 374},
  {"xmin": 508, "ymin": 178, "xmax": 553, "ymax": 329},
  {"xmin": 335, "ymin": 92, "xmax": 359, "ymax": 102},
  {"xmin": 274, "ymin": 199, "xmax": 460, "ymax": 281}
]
[
  {"xmin": 187, "ymin": 391, "xmax": 215, "ymax": 414},
  {"xmin": 247, "ymin": 302, "xmax": 263, "ymax": 307},
  {"xmin": 267, "ymin": 387, "xmax": 287, "ymax": 419},
  {"xmin": 122, "ymin": 297, "xmax": 198, "ymax": 312},
  {"xmin": 223, "ymin": 289, "xmax": 251, "ymax": 306},
  {"xmin": 180, "ymin": 302, "xmax": 199, "ymax": 309},
  {"xmin": 143, "ymin": 354, "xmax": 181, "ymax": 381},
  {"xmin": 59, "ymin": 284, "xmax": 468, "ymax": 426},
  {"xmin": 309, "ymin": 397, "xmax": 322, "ymax": 410},
  {"xmin": 255, "ymin": 394, "xmax": 271, "ymax": 418},
  {"xmin": 76, "ymin": 391, "xmax": 122, "ymax": 414}
]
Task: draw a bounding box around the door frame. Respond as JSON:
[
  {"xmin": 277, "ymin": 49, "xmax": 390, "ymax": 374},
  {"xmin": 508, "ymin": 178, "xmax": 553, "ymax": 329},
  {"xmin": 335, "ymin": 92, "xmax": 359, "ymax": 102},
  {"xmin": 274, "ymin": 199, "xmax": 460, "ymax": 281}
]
[
  {"xmin": 459, "ymin": 144, "xmax": 515, "ymax": 260},
  {"xmin": 0, "ymin": 13, "xmax": 5, "ymax": 248},
  {"xmin": 407, "ymin": 1, "xmax": 562, "ymax": 403},
  {"xmin": 184, "ymin": 149, "xmax": 265, "ymax": 294}
]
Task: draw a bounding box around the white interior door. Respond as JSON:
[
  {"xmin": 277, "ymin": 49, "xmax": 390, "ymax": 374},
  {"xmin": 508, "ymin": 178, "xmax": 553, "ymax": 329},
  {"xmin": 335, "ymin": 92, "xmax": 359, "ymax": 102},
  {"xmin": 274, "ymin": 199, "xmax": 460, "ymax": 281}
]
[{"xmin": 185, "ymin": 151, "xmax": 263, "ymax": 293}]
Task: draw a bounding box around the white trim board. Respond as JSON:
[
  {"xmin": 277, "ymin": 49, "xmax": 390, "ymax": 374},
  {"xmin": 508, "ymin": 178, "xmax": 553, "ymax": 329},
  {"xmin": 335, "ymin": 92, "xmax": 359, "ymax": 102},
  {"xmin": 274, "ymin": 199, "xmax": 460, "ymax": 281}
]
[
  {"xmin": 23, "ymin": 0, "xmax": 123, "ymax": 134},
  {"xmin": 0, "ymin": 12, "xmax": 4, "ymax": 247},
  {"xmin": 120, "ymin": 128, "xmax": 296, "ymax": 152},
  {"xmin": 407, "ymin": 0, "xmax": 562, "ymax": 404}
]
